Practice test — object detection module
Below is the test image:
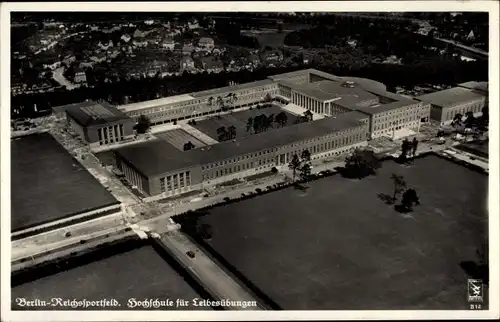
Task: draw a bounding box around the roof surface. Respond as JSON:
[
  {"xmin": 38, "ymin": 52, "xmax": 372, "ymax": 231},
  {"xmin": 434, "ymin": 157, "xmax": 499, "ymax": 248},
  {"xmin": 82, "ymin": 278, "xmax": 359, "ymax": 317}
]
[
  {"xmin": 458, "ymin": 81, "xmax": 488, "ymax": 93},
  {"xmin": 119, "ymin": 94, "xmax": 196, "ymax": 112},
  {"xmin": 292, "ymin": 80, "xmax": 378, "ymax": 104},
  {"xmin": 416, "ymin": 87, "xmax": 486, "ymax": 107},
  {"xmin": 356, "ymin": 99, "xmax": 419, "ymax": 115},
  {"xmin": 115, "ymin": 111, "xmax": 368, "ymax": 177},
  {"xmin": 11, "ymin": 133, "xmax": 119, "ymax": 232},
  {"xmin": 190, "ymin": 79, "xmax": 276, "ymax": 98},
  {"xmin": 52, "ymin": 101, "xmax": 98, "ymax": 115},
  {"xmin": 66, "ymin": 101, "xmax": 131, "ymax": 127}
]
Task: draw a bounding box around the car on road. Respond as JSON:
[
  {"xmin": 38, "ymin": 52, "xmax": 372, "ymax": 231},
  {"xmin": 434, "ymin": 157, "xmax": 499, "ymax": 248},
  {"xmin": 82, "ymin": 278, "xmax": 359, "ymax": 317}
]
[{"xmin": 186, "ymin": 251, "xmax": 195, "ymax": 258}]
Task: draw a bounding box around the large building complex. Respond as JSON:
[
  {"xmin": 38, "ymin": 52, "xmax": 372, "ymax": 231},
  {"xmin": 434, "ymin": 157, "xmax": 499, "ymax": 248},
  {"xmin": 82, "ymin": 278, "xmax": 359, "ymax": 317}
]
[
  {"xmin": 11, "ymin": 133, "xmax": 122, "ymax": 239},
  {"xmin": 92, "ymin": 69, "xmax": 486, "ymax": 198},
  {"xmin": 114, "ymin": 111, "xmax": 369, "ymax": 197}
]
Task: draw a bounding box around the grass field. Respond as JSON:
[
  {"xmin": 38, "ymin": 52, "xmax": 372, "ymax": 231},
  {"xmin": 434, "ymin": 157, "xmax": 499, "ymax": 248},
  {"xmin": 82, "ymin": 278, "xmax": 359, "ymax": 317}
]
[
  {"xmin": 11, "ymin": 133, "xmax": 118, "ymax": 232},
  {"xmin": 193, "ymin": 106, "xmax": 295, "ymax": 141},
  {"xmin": 12, "ymin": 245, "xmax": 210, "ymax": 311},
  {"xmin": 199, "ymin": 155, "xmax": 488, "ymax": 310}
]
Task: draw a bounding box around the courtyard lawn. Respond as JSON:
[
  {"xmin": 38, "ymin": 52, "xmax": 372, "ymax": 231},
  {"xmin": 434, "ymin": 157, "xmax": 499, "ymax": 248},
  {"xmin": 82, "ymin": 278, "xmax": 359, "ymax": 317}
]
[
  {"xmin": 193, "ymin": 105, "xmax": 295, "ymax": 141},
  {"xmin": 199, "ymin": 155, "xmax": 488, "ymax": 310}
]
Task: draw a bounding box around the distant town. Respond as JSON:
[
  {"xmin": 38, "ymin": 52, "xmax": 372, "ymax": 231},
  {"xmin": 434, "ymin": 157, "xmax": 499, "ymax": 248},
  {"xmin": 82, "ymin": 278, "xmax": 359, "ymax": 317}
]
[{"xmin": 8, "ymin": 10, "xmax": 493, "ymax": 316}]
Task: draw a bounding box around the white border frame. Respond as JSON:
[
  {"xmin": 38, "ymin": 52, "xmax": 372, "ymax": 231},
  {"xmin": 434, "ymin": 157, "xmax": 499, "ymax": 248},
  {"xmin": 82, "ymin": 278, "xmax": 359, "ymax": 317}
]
[{"xmin": 1, "ymin": 2, "xmax": 499, "ymax": 320}]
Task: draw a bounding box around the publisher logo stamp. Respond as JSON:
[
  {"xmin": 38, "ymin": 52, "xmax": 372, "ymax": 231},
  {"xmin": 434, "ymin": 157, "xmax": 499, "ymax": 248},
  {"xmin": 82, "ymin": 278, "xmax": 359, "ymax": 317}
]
[{"xmin": 467, "ymin": 279, "xmax": 484, "ymax": 303}]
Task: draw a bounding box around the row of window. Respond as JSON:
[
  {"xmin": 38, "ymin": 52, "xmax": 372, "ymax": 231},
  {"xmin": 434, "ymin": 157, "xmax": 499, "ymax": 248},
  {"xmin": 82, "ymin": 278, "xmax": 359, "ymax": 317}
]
[
  {"xmin": 200, "ymin": 131, "xmax": 365, "ymax": 175},
  {"xmin": 444, "ymin": 103, "xmax": 483, "ymax": 120},
  {"xmin": 373, "ymin": 116, "xmax": 421, "ymax": 131},
  {"xmin": 160, "ymin": 171, "xmax": 192, "ymax": 193},
  {"xmin": 202, "ymin": 158, "xmax": 275, "ymax": 180},
  {"xmin": 128, "ymin": 89, "xmax": 278, "ymax": 118}
]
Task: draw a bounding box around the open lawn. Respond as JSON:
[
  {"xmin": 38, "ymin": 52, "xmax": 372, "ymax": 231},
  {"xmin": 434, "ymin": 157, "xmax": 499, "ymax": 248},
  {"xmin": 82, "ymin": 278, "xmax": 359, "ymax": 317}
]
[
  {"xmin": 193, "ymin": 105, "xmax": 295, "ymax": 141},
  {"xmin": 11, "ymin": 133, "xmax": 118, "ymax": 232},
  {"xmin": 199, "ymin": 155, "xmax": 488, "ymax": 310},
  {"xmin": 12, "ymin": 244, "xmax": 210, "ymax": 310}
]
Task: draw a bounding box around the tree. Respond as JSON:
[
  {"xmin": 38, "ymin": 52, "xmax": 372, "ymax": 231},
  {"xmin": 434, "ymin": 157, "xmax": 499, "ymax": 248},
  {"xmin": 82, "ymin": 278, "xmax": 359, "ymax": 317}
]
[
  {"xmin": 135, "ymin": 115, "xmax": 151, "ymax": 134},
  {"xmin": 228, "ymin": 125, "xmax": 237, "ymax": 140},
  {"xmin": 246, "ymin": 117, "xmax": 253, "ymax": 132},
  {"xmin": 304, "ymin": 110, "xmax": 314, "ymax": 122},
  {"xmin": 401, "ymin": 188, "xmax": 420, "ymax": 211},
  {"xmin": 183, "ymin": 141, "xmax": 195, "ymax": 151},
  {"xmin": 411, "ymin": 137, "xmax": 419, "ymax": 157},
  {"xmin": 480, "ymin": 106, "xmax": 488, "ymax": 128},
  {"xmin": 288, "ymin": 154, "xmax": 302, "ymax": 182},
  {"xmin": 400, "ymin": 138, "xmax": 411, "ymax": 159},
  {"xmin": 217, "ymin": 126, "xmax": 227, "ymax": 141},
  {"xmin": 267, "ymin": 113, "xmax": 275, "ymax": 128},
  {"xmin": 275, "ymin": 111, "xmax": 288, "ymax": 127},
  {"xmin": 390, "ymin": 174, "xmax": 407, "ymax": 202},
  {"xmin": 452, "ymin": 113, "xmax": 463, "ymax": 127},
  {"xmin": 208, "ymin": 96, "xmax": 214, "ymax": 107},
  {"xmin": 301, "ymin": 149, "xmax": 311, "ymax": 163},
  {"xmin": 216, "ymin": 95, "xmax": 225, "ymax": 113},
  {"xmin": 263, "ymin": 92, "xmax": 273, "ymax": 103},
  {"xmin": 299, "ymin": 163, "xmax": 312, "ymax": 181},
  {"xmin": 464, "ymin": 111, "xmax": 476, "ymax": 129},
  {"xmin": 344, "ymin": 148, "xmax": 381, "ymax": 179}
]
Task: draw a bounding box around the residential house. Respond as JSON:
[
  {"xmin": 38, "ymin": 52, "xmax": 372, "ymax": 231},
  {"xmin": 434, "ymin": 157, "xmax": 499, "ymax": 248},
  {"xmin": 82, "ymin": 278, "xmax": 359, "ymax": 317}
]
[
  {"xmin": 144, "ymin": 20, "xmax": 155, "ymax": 25},
  {"xmin": 74, "ymin": 66, "xmax": 87, "ymax": 84},
  {"xmin": 90, "ymin": 52, "xmax": 107, "ymax": 63},
  {"xmin": 132, "ymin": 39, "xmax": 148, "ymax": 48},
  {"xmin": 90, "ymin": 25, "xmax": 100, "ymax": 31},
  {"xmin": 248, "ymin": 54, "xmax": 261, "ymax": 66},
  {"xmin": 188, "ymin": 19, "xmax": 199, "ymax": 30},
  {"xmin": 180, "ymin": 56, "xmax": 195, "ymax": 72},
  {"xmin": 121, "ymin": 34, "xmax": 132, "ymax": 43},
  {"xmin": 62, "ymin": 53, "xmax": 76, "ymax": 66},
  {"xmin": 198, "ymin": 37, "xmax": 215, "ymax": 51},
  {"xmin": 133, "ymin": 29, "xmax": 147, "ymax": 39},
  {"xmin": 200, "ymin": 57, "xmax": 223, "ymax": 73},
  {"xmin": 43, "ymin": 61, "xmax": 62, "ymax": 70},
  {"xmin": 161, "ymin": 38, "xmax": 175, "ymax": 51},
  {"xmin": 98, "ymin": 40, "xmax": 114, "ymax": 51},
  {"xmin": 260, "ymin": 50, "xmax": 283, "ymax": 64},
  {"xmin": 182, "ymin": 43, "xmax": 195, "ymax": 55}
]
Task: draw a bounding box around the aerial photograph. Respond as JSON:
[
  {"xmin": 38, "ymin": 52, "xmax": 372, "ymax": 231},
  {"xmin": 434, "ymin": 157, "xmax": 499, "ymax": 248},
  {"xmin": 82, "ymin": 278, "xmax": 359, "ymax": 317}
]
[{"xmin": 6, "ymin": 7, "xmax": 493, "ymax": 316}]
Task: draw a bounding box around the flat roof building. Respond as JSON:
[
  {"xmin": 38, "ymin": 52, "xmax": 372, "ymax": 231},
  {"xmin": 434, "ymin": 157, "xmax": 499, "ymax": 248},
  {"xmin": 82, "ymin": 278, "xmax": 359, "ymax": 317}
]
[
  {"xmin": 416, "ymin": 87, "xmax": 486, "ymax": 125},
  {"xmin": 63, "ymin": 101, "xmax": 135, "ymax": 148}
]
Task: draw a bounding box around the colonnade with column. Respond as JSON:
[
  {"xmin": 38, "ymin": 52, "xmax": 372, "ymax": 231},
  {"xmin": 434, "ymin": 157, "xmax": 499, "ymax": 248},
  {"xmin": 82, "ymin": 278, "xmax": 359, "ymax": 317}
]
[{"xmin": 291, "ymin": 92, "xmax": 330, "ymax": 115}]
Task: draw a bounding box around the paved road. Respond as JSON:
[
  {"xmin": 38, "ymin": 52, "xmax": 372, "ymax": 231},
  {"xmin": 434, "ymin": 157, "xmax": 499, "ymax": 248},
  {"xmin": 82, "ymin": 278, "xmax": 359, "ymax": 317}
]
[
  {"xmin": 155, "ymin": 230, "xmax": 264, "ymax": 310},
  {"xmin": 52, "ymin": 67, "xmax": 78, "ymax": 90}
]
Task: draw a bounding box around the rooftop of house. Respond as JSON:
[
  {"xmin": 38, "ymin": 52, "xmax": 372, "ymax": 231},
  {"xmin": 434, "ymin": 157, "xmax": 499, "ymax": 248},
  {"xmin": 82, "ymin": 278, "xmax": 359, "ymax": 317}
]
[{"xmin": 114, "ymin": 110, "xmax": 369, "ymax": 177}]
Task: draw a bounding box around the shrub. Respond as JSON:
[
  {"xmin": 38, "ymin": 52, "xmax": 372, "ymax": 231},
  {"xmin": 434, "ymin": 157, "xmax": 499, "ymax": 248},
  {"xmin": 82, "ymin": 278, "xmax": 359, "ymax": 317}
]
[
  {"xmin": 65, "ymin": 232, "xmax": 72, "ymax": 238},
  {"xmin": 271, "ymin": 167, "xmax": 278, "ymax": 173},
  {"xmin": 255, "ymin": 188, "xmax": 262, "ymax": 194},
  {"xmin": 80, "ymin": 240, "xmax": 86, "ymax": 244},
  {"xmin": 241, "ymin": 193, "xmax": 246, "ymax": 197},
  {"xmin": 223, "ymin": 197, "xmax": 231, "ymax": 202},
  {"xmin": 124, "ymin": 227, "xmax": 132, "ymax": 232}
]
